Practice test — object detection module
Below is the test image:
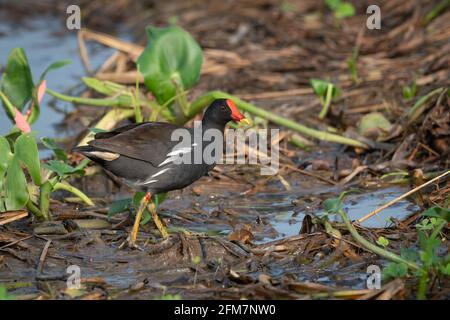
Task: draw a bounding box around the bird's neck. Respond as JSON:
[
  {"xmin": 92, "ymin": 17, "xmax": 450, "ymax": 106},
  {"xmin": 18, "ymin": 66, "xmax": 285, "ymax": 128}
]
[{"xmin": 201, "ymin": 119, "xmax": 228, "ymax": 133}]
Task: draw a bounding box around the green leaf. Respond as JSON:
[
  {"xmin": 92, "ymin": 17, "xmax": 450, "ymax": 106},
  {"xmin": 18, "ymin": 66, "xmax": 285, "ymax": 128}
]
[
  {"xmin": 421, "ymin": 206, "xmax": 450, "ymax": 222},
  {"xmin": 0, "ymin": 48, "xmax": 34, "ymax": 112},
  {"xmin": 137, "ymin": 26, "xmax": 203, "ymax": 106},
  {"xmin": 310, "ymin": 78, "xmax": 329, "ymax": 97},
  {"xmin": 358, "ymin": 112, "xmax": 393, "ymax": 140},
  {"xmin": 108, "ymin": 198, "xmax": 132, "ymax": 217},
  {"xmin": 5, "ymin": 157, "xmax": 29, "ymax": 210},
  {"xmin": 192, "ymin": 255, "xmax": 201, "ymax": 264},
  {"xmin": 0, "ymin": 287, "xmax": 15, "ymax": 300},
  {"xmin": 325, "ymin": 0, "xmax": 341, "ymax": 10},
  {"xmin": 43, "ymin": 160, "xmax": 84, "ymax": 177},
  {"xmin": 154, "ymin": 192, "xmax": 168, "ymax": 207},
  {"xmin": 82, "ymin": 77, "xmax": 126, "ymax": 96},
  {"xmin": 383, "ymin": 262, "xmax": 409, "ymax": 279},
  {"xmin": 402, "ymin": 86, "xmax": 414, "ymax": 100},
  {"xmin": 89, "ymin": 127, "xmax": 108, "ymax": 134},
  {"xmin": 14, "ymin": 134, "xmax": 42, "ymax": 186},
  {"xmin": 376, "ymin": 236, "xmax": 389, "ymax": 247},
  {"xmin": 39, "ymin": 60, "xmax": 71, "ymax": 82},
  {"xmin": 335, "ymin": 2, "xmax": 355, "ymax": 19},
  {"xmin": 400, "ymin": 248, "xmax": 419, "ymax": 262},
  {"xmin": 41, "ymin": 137, "xmax": 68, "ymax": 161},
  {"xmin": 310, "ymin": 79, "xmax": 339, "ymax": 98},
  {"xmin": 323, "ymin": 197, "xmax": 343, "ymax": 214},
  {"xmin": 0, "ymin": 137, "xmax": 13, "ymax": 212},
  {"xmin": 439, "ymin": 262, "xmax": 450, "ymax": 275},
  {"xmin": 0, "ymin": 136, "xmax": 13, "ymax": 178}
]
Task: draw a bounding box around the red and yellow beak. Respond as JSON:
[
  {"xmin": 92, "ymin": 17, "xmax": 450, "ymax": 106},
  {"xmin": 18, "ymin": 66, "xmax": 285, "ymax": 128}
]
[{"xmin": 226, "ymin": 99, "xmax": 251, "ymax": 125}]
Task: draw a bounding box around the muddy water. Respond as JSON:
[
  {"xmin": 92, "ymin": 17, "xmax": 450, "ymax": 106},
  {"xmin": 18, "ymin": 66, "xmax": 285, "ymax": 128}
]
[{"xmin": 162, "ymin": 182, "xmax": 419, "ymax": 244}]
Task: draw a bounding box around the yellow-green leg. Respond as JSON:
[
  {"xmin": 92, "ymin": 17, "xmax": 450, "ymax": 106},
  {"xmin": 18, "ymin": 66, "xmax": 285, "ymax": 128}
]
[
  {"xmin": 147, "ymin": 201, "xmax": 169, "ymax": 239},
  {"xmin": 127, "ymin": 192, "xmax": 151, "ymax": 248}
]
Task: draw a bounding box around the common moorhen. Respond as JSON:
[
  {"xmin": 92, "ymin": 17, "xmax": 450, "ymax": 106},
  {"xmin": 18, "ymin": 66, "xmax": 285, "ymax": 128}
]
[{"xmin": 74, "ymin": 99, "xmax": 249, "ymax": 247}]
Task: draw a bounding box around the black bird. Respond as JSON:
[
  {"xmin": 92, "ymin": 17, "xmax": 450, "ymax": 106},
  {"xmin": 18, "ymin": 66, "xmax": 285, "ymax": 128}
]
[{"xmin": 74, "ymin": 99, "xmax": 249, "ymax": 247}]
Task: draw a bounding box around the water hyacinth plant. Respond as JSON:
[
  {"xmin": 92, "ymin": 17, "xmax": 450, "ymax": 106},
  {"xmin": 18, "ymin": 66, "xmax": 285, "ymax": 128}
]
[{"xmin": 0, "ymin": 48, "xmax": 92, "ymax": 220}]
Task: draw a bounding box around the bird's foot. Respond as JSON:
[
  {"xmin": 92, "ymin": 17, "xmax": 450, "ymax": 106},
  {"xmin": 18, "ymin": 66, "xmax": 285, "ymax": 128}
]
[{"xmin": 118, "ymin": 236, "xmax": 144, "ymax": 251}]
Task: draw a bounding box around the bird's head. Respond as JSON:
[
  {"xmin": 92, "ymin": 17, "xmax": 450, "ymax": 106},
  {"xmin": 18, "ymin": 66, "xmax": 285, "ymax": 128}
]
[{"xmin": 203, "ymin": 99, "xmax": 250, "ymax": 126}]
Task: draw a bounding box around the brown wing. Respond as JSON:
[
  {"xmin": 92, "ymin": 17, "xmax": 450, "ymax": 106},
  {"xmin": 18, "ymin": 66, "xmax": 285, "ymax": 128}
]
[
  {"xmin": 93, "ymin": 123, "xmax": 145, "ymax": 139},
  {"xmin": 87, "ymin": 122, "xmax": 187, "ymax": 167}
]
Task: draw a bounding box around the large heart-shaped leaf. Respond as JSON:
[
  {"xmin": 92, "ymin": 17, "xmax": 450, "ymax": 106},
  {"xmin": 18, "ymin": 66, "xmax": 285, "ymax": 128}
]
[
  {"xmin": 137, "ymin": 26, "xmax": 203, "ymax": 106},
  {"xmin": 0, "ymin": 48, "xmax": 34, "ymax": 114},
  {"xmin": 14, "ymin": 134, "xmax": 42, "ymax": 186}
]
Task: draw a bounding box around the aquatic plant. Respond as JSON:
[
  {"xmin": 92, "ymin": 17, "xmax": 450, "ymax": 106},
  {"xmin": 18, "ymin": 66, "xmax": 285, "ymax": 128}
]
[
  {"xmin": 323, "ymin": 192, "xmax": 450, "ymax": 300},
  {"xmin": 309, "ymin": 78, "xmax": 340, "ymax": 119},
  {"xmin": 325, "ymin": 0, "xmax": 355, "ymax": 19},
  {"xmin": 0, "ymin": 49, "xmax": 92, "ymax": 220}
]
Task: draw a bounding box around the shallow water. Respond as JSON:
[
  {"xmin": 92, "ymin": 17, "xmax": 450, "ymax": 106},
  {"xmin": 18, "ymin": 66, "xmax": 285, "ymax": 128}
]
[
  {"xmin": 260, "ymin": 187, "xmax": 418, "ymax": 241},
  {"xmin": 166, "ymin": 182, "xmax": 419, "ymax": 244}
]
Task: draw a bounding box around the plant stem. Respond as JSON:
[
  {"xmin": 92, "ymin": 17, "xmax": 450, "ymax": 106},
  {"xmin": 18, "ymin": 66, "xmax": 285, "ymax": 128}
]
[
  {"xmin": 134, "ymin": 76, "xmax": 143, "ymax": 123},
  {"xmin": 318, "ymin": 83, "xmax": 333, "ymax": 119},
  {"xmin": 423, "ymin": 0, "xmax": 450, "ymax": 24},
  {"xmin": 189, "ymin": 91, "xmax": 368, "ymax": 148},
  {"xmin": 408, "ymin": 88, "xmax": 446, "ymax": 124},
  {"xmin": 53, "ymin": 182, "xmax": 94, "ymax": 206},
  {"xmin": 39, "ymin": 181, "xmax": 53, "ymax": 221},
  {"xmin": 338, "ymin": 209, "xmax": 420, "ymax": 271},
  {"xmin": 0, "ymin": 90, "xmax": 16, "ymax": 119},
  {"xmin": 417, "ymin": 270, "xmax": 428, "ymax": 300},
  {"xmin": 46, "ymin": 88, "xmax": 132, "ymax": 107},
  {"xmin": 173, "ymin": 79, "xmax": 190, "ymax": 117},
  {"xmin": 47, "ymin": 89, "xmax": 173, "ymax": 121},
  {"xmin": 26, "ymin": 199, "xmax": 46, "ymax": 221}
]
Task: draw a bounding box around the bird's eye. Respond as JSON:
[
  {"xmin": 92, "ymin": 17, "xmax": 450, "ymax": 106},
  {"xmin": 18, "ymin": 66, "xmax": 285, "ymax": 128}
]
[{"xmin": 220, "ymin": 105, "xmax": 227, "ymax": 111}]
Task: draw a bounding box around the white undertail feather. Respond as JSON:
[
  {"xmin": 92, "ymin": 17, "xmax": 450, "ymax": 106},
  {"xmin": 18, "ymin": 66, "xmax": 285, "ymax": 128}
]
[{"xmin": 86, "ymin": 151, "xmax": 120, "ymax": 161}]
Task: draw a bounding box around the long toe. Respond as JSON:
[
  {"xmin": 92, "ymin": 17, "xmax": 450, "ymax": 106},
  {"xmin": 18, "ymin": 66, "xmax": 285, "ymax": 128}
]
[{"xmin": 123, "ymin": 235, "xmax": 144, "ymax": 251}]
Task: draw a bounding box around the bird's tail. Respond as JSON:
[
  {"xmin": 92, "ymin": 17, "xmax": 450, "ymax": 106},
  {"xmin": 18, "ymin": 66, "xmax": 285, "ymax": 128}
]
[{"xmin": 72, "ymin": 145, "xmax": 95, "ymax": 155}]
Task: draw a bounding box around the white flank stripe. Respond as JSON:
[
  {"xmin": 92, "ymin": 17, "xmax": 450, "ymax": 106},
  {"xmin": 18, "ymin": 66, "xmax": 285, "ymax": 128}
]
[
  {"xmin": 158, "ymin": 146, "xmax": 192, "ymax": 167},
  {"xmin": 158, "ymin": 156, "xmax": 177, "ymax": 167},
  {"xmin": 151, "ymin": 168, "xmax": 171, "ymax": 178},
  {"xmin": 167, "ymin": 147, "xmax": 192, "ymax": 157},
  {"xmin": 135, "ymin": 179, "xmax": 158, "ymax": 186},
  {"xmin": 135, "ymin": 168, "xmax": 170, "ymax": 186}
]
